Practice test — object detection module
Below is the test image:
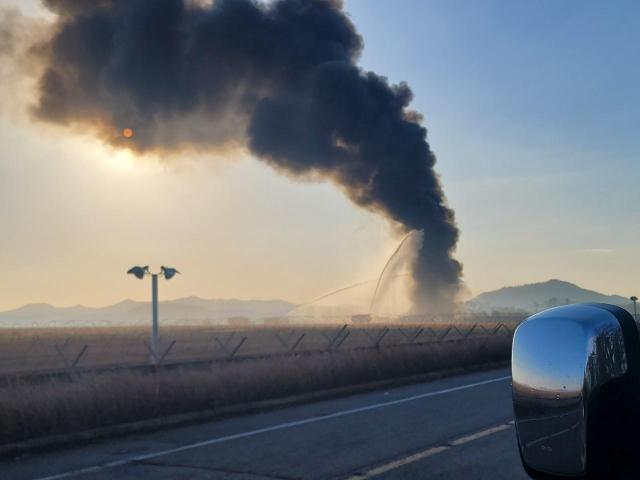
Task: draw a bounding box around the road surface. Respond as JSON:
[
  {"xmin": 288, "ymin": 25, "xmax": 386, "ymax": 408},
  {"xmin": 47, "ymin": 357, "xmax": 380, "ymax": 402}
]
[{"xmin": 2, "ymin": 368, "xmax": 529, "ymax": 479}]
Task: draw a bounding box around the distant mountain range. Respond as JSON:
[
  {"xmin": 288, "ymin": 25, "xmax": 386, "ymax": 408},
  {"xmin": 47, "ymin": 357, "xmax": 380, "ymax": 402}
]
[
  {"xmin": 0, "ymin": 297, "xmax": 297, "ymax": 327},
  {"xmin": 466, "ymin": 279, "xmax": 631, "ymax": 314},
  {"xmin": 0, "ymin": 279, "xmax": 634, "ymax": 327}
]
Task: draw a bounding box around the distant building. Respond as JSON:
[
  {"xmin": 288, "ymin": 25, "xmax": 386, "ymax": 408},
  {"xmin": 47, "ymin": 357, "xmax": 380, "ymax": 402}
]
[
  {"xmin": 351, "ymin": 314, "xmax": 372, "ymax": 324},
  {"xmin": 227, "ymin": 316, "xmax": 250, "ymax": 327},
  {"xmin": 399, "ymin": 314, "xmax": 432, "ymax": 323},
  {"xmin": 263, "ymin": 316, "xmax": 289, "ymax": 326}
]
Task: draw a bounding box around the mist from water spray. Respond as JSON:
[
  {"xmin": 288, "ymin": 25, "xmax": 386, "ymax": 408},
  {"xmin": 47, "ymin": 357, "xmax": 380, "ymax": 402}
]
[
  {"xmin": 289, "ymin": 231, "xmax": 422, "ymax": 319},
  {"xmin": 369, "ymin": 230, "xmax": 423, "ymax": 316},
  {"xmin": 287, "ymin": 279, "xmax": 374, "ymax": 317}
]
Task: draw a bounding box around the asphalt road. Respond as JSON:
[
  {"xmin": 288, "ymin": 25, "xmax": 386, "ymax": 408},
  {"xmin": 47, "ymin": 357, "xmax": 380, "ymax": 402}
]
[{"xmin": 2, "ymin": 368, "xmax": 530, "ymax": 480}]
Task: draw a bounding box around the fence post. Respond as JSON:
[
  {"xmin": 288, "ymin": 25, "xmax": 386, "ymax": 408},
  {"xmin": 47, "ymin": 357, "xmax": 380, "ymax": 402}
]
[
  {"xmin": 159, "ymin": 340, "xmax": 177, "ymax": 364},
  {"xmin": 335, "ymin": 331, "xmax": 351, "ymax": 349},
  {"xmin": 326, "ymin": 324, "xmax": 348, "ymax": 350},
  {"xmin": 411, "ymin": 327, "xmax": 424, "ymax": 344},
  {"xmin": 437, "ymin": 326, "xmax": 452, "ymax": 343},
  {"xmin": 463, "ymin": 323, "xmax": 478, "ymax": 339},
  {"xmin": 229, "ymin": 337, "xmax": 247, "ymax": 359},
  {"xmin": 71, "ymin": 345, "xmax": 88, "ymax": 368},
  {"xmin": 375, "ymin": 328, "xmax": 389, "ymax": 348},
  {"xmin": 289, "ymin": 333, "xmax": 305, "ymax": 353}
]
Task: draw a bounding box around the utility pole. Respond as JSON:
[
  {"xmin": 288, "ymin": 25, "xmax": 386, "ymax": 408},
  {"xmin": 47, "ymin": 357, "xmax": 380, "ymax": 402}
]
[
  {"xmin": 127, "ymin": 265, "xmax": 180, "ymax": 365},
  {"xmin": 151, "ymin": 273, "xmax": 159, "ymax": 364}
]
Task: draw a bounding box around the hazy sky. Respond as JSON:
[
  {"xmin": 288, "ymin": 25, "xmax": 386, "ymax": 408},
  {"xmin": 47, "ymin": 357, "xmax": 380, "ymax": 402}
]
[{"xmin": 1, "ymin": 0, "xmax": 639, "ymax": 310}]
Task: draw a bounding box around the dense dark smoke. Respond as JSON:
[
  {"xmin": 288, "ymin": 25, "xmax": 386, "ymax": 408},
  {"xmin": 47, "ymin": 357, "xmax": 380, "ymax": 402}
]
[{"xmin": 32, "ymin": 0, "xmax": 462, "ymax": 312}]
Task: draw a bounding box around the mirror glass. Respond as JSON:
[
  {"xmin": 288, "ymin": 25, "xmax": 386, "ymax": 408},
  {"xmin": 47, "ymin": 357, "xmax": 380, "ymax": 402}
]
[{"xmin": 512, "ymin": 304, "xmax": 627, "ymax": 476}]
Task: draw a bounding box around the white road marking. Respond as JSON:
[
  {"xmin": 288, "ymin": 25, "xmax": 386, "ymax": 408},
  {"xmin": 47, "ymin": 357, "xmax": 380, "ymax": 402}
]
[
  {"xmin": 32, "ymin": 374, "xmax": 511, "ymax": 480},
  {"xmin": 346, "ymin": 446, "xmax": 451, "ymax": 479},
  {"xmin": 449, "ymin": 423, "xmax": 511, "ymax": 446},
  {"xmin": 347, "ymin": 423, "xmax": 513, "ymax": 479}
]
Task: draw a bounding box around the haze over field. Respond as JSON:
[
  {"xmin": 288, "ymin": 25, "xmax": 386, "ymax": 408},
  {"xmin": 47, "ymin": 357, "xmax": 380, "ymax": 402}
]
[
  {"xmin": 0, "ymin": 297, "xmax": 297, "ymax": 327},
  {"xmin": 0, "ymin": 279, "xmax": 633, "ymax": 327}
]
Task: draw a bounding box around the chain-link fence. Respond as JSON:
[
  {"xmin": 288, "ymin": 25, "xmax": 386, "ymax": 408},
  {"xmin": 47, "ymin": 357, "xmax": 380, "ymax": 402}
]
[{"xmin": 0, "ymin": 317, "xmax": 523, "ymax": 378}]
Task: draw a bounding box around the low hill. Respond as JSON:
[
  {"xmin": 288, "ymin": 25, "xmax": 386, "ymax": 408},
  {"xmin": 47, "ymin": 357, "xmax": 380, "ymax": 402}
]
[
  {"xmin": 466, "ymin": 279, "xmax": 631, "ymax": 314},
  {"xmin": 0, "ymin": 297, "xmax": 297, "ymax": 328}
]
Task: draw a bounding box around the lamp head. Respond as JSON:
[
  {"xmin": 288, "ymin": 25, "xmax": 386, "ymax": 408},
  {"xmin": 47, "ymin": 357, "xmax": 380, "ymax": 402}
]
[
  {"xmin": 161, "ymin": 266, "xmax": 180, "ymax": 280},
  {"xmin": 127, "ymin": 265, "xmax": 149, "ymax": 280}
]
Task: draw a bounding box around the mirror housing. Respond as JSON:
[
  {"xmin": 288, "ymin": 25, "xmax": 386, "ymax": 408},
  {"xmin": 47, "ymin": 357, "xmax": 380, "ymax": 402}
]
[{"xmin": 512, "ymin": 303, "xmax": 640, "ymax": 479}]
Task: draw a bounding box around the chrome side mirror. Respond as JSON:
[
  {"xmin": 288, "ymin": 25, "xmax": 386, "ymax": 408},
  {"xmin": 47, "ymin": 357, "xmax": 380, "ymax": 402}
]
[{"xmin": 512, "ymin": 303, "xmax": 640, "ymax": 479}]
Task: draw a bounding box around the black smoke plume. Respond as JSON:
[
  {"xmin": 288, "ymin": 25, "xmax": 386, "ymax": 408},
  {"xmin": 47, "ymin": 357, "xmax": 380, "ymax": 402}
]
[{"xmin": 33, "ymin": 0, "xmax": 462, "ymax": 312}]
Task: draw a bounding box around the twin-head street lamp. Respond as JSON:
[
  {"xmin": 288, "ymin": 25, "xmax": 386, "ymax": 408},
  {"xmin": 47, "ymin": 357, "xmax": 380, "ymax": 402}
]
[{"xmin": 127, "ymin": 265, "xmax": 180, "ymax": 365}]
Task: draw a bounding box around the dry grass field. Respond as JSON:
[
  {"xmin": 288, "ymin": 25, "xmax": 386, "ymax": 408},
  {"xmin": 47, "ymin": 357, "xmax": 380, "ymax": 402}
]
[
  {"xmin": 0, "ymin": 318, "xmax": 521, "ymax": 445},
  {"xmin": 0, "ymin": 317, "xmax": 522, "ymax": 375},
  {"xmin": 0, "ymin": 335, "xmax": 512, "ymax": 445}
]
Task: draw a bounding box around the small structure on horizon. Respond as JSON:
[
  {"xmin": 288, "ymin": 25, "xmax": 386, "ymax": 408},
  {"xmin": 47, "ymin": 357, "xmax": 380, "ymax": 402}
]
[
  {"xmin": 263, "ymin": 316, "xmax": 289, "ymax": 326},
  {"xmin": 351, "ymin": 314, "xmax": 372, "ymax": 325},
  {"xmin": 227, "ymin": 316, "xmax": 250, "ymax": 327}
]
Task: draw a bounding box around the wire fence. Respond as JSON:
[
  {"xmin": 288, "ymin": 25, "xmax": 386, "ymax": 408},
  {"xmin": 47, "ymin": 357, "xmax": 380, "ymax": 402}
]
[{"xmin": 0, "ymin": 318, "xmax": 523, "ymax": 378}]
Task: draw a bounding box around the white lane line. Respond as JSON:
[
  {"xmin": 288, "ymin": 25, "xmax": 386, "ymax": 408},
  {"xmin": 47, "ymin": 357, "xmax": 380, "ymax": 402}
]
[
  {"xmin": 449, "ymin": 423, "xmax": 511, "ymax": 446},
  {"xmin": 32, "ymin": 374, "xmax": 511, "ymax": 480},
  {"xmin": 347, "ymin": 423, "xmax": 513, "ymax": 479},
  {"xmin": 347, "ymin": 446, "xmax": 451, "ymax": 479}
]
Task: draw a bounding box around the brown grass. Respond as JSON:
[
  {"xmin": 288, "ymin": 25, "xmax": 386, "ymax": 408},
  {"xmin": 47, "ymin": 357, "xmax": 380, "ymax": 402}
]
[
  {"xmin": 0, "ymin": 320, "xmax": 521, "ymax": 374},
  {"xmin": 0, "ymin": 336, "xmax": 511, "ymax": 445}
]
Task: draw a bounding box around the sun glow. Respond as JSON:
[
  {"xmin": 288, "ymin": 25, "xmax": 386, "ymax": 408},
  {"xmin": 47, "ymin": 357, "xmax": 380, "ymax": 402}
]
[{"xmin": 107, "ymin": 148, "xmax": 139, "ymax": 172}]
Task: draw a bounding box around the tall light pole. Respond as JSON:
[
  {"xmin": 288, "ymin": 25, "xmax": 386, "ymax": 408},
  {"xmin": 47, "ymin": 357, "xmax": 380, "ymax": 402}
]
[
  {"xmin": 631, "ymin": 296, "xmax": 638, "ymax": 322},
  {"xmin": 127, "ymin": 265, "xmax": 180, "ymax": 365}
]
